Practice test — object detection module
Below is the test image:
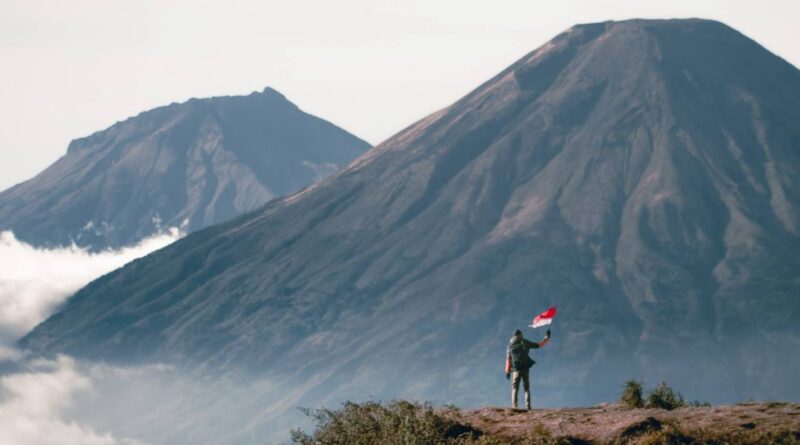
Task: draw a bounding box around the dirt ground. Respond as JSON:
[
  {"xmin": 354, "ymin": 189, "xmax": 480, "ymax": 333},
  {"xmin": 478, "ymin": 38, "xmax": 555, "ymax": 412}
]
[{"xmin": 447, "ymin": 402, "xmax": 800, "ymax": 444}]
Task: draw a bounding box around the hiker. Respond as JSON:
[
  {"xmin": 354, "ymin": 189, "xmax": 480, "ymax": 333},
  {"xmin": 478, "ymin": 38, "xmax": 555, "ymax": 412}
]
[{"xmin": 505, "ymin": 328, "xmax": 550, "ymax": 409}]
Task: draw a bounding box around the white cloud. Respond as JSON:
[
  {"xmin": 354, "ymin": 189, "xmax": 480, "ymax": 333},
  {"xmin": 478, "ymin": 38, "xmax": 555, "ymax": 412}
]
[
  {"xmin": 0, "ymin": 355, "xmax": 146, "ymax": 445},
  {"xmin": 0, "ymin": 344, "xmax": 23, "ymax": 362},
  {"xmin": 0, "ymin": 352, "xmax": 296, "ymax": 445},
  {"xmin": 0, "ymin": 230, "xmax": 181, "ymax": 444},
  {"xmin": 0, "ymin": 229, "xmax": 183, "ymax": 343},
  {"xmin": 0, "ymin": 227, "xmax": 297, "ymax": 444}
]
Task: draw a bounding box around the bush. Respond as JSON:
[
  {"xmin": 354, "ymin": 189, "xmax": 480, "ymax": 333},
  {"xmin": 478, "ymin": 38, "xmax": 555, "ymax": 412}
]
[
  {"xmin": 646, "ymin": 382, "xmax": 685, "ymax": 410},
  {"xmin": 620, "ymin": 380, "xmax": 645, "ymax": 408},
  {"xmin": 289, "ymin": 400, "xmax": 481, "ymax": 445}
]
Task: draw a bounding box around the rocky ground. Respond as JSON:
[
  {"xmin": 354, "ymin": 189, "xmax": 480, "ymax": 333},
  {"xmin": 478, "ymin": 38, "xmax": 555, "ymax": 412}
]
[{"xmin": 447, "ymin": 402, "xmax": 800, "ymax": 444}]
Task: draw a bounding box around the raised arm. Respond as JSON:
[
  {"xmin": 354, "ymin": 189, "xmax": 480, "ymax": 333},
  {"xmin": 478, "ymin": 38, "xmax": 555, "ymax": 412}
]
[
  {"xmin": 525, "ymin": 329, "xmax": 551, "ymax": 348},
  {"xmin": 539, "ymin": 328, "xmax": 551, "ymax": 347}
]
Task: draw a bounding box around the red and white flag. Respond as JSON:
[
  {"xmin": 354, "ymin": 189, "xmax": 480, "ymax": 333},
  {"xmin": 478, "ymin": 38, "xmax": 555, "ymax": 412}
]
[{"xmin": 530, "ymin": 306, "xmax": 557, "ymax": 328}]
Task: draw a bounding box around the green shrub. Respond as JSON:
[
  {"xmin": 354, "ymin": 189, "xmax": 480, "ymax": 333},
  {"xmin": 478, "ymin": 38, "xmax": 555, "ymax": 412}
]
[
  {"xmin": 620, "ymin": 380, "xmax": 645, "ymax": 408},
  {"xmin": 289, "ymin": 400, "xmax": 481, "ymax": 445},
  {"xmin": 646, "ymin": 382, "xmax": 685, "ymax": 410}
]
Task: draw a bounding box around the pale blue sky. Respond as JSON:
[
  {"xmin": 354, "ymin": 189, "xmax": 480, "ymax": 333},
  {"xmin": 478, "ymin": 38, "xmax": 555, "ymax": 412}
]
[{"xmin": 1, "ymin": 0, "xmax": 798, "ymax": 190}]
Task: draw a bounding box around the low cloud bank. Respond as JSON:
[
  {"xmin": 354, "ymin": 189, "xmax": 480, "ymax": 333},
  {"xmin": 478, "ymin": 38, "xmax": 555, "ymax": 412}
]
[
  {"xmin": 0, "ymin": 229, "xmax": 183, "ymax": 343},
  {"xmin": 0, "ymin": 355, "xmax": 145, "ymax": 445},
  {"xmin": 0, "ymin": 352, "xmax": 300, "ymax": 445},
  {"xmin": 0, "ymin": 229, "xmax": 183, "ymax": 444},
  {"xmin": 0, "ymin": 227, "xmax": 291, "ymax": 445},
  {"xmin": 0, "ymin": 227, "xmax": 311, "ymax": 444}
]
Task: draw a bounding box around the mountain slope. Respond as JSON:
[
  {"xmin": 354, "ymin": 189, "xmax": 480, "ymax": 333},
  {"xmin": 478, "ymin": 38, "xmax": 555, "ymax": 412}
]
[
  {"xmin": 0, "ymin": 87, "xmax": 369, "ymax": 249},
  {"xmin": 22, "ymin": 17, "xmax": 800, "ymax": 416}
]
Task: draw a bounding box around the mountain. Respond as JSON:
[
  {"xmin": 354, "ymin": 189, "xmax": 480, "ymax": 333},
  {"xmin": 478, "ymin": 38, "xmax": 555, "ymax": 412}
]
[
  {"xmin": 0, "ymin": 87, "xmax": 369, "ymax": 249},
  {"xmin": 22, "ymin": 17, "xmax": 800, "ymax": 429}
]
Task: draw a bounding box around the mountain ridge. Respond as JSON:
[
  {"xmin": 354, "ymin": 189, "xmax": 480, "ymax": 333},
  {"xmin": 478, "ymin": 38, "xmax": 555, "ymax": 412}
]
[
  {"xmin": 64, "ymin": 87, "xmax": 291, "ymax": 155},
  {"xmin": 0, "ymin": 87, "xmax": 370, "ymax": 249}
]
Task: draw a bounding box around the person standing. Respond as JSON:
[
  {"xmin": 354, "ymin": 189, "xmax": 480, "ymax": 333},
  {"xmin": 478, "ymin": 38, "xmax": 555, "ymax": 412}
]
[{"xmin": 505, "ymin": 328, "xmax": 550, "ymax": 409}]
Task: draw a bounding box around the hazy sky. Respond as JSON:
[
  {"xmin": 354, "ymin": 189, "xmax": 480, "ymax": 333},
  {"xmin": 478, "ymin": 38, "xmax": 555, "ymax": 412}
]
[{"xmin": 1, "ymin": 0, "xmax": 798, "ymax": 191}]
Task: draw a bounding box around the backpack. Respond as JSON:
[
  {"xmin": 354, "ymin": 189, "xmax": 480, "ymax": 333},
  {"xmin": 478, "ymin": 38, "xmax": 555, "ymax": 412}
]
[{"xmin": 508, "ymin": 339, "xmax": 534, "ymax": 370}]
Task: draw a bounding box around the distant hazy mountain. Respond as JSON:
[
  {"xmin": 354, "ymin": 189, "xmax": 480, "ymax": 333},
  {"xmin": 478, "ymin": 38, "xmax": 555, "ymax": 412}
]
[
  {"xmin": 0, "ymin": 87, "xmax": 369, "ymax": 249},
  {"xmin": 22, "ymin": 18, "xmax": 800, "ymax": 436}
]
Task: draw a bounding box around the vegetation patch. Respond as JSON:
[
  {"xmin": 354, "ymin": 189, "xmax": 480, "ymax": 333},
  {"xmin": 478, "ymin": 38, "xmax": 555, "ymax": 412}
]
[
  {"xmin": 290, "ymin": 400, "xmax": 481, "ymax": 445},
  {"xmin": 620, "ymin": 380, "xmax": 644, "ymax": 409},
  {"xmin": 620, "ymin": 380, "xmax": 686, "ymax": 410},
  {"xmin": 645, "ymin": 382, "xmax": 685, "ymax": 410}
]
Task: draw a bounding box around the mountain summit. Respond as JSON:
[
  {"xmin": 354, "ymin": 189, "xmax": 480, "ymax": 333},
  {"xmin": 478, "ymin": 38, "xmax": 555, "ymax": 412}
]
[
  {"xmin": 23, "ymin": 18, "xmax": 800, "ymax": 417},
  {"xmin": 0, "ymin": 87, "xmax": 369, "ymax": 249}
]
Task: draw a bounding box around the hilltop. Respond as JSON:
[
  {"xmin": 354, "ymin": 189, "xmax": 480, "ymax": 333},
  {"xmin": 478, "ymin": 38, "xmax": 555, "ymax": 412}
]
[
  {"xmin": 291, "ymin": 400, "xmax": 800, "ymax": 444},
  {"xmin": 455, "ymin": 403, "xmax": 800, "ymax": 444}
]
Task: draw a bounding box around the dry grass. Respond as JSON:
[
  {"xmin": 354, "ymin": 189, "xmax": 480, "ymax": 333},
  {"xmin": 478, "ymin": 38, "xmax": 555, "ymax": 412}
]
[{"xmin": 455, "ymin": 402, "xmax": 800, "ymax": 444}]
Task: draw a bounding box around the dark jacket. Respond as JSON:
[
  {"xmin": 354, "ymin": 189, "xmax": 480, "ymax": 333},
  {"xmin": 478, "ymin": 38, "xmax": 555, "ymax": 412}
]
[{"xmin": 505, "ymin": 334, "xmax": 541, "ymax": 372}]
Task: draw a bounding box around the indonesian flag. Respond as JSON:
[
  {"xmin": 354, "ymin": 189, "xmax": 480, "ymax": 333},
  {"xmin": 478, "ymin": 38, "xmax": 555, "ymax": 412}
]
[{"xmin": 530, "ymin": 306, "xmax": 557, "ymax": 328}]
